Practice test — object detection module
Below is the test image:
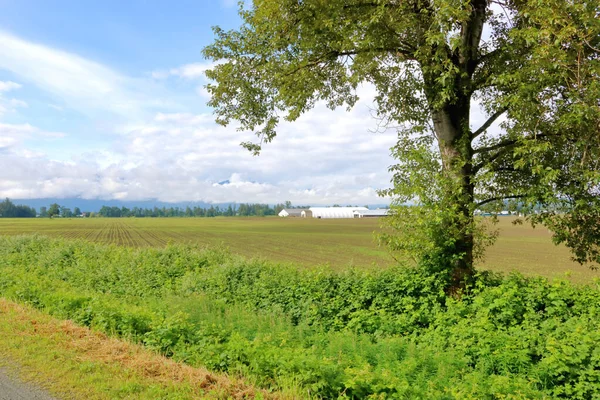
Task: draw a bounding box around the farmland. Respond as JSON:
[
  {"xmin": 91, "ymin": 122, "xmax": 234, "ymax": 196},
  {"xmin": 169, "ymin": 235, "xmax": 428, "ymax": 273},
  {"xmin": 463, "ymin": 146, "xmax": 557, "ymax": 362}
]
[
  {"xmin": 0, "ymin": 216, "xmax": 597, "ymax": 283},
  {"xmin": 0, "ymin": 217, "xmax": 390, "ymax": 269}
]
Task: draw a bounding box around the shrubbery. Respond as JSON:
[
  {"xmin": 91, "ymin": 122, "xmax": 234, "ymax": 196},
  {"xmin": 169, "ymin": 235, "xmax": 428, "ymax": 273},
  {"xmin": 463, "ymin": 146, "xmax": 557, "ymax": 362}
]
[{"xmin": 1, "ymin": 235, "xmax": 599, "ymax": 398}]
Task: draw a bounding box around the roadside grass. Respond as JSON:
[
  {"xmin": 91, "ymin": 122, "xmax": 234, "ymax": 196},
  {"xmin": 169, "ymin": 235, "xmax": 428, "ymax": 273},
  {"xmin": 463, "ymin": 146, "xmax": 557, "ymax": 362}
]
[
  {"xmin": 0, "ymin": 298, "xmax": 284, "ymax": 400},
  {"xmin": 0, "ymin": 216, "xmax": 598, "ymax": 283}
]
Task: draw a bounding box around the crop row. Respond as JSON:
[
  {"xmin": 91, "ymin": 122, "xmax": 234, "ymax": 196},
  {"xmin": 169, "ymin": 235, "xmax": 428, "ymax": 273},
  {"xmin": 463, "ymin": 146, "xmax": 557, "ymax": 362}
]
[{"xmin": 47, "ymin": 221, "xmax": 172, "ymax": 247}]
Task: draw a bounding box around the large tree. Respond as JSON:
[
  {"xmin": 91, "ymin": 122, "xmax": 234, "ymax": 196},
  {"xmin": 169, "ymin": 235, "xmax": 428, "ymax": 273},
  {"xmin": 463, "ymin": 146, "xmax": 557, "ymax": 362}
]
[
  {"xmin": 203, "ymin": 0, "xmax": 600, "ymax": 288},
  {"xmin": 47, "ymin": 203, "xmax": 60, "ymax": 219}
]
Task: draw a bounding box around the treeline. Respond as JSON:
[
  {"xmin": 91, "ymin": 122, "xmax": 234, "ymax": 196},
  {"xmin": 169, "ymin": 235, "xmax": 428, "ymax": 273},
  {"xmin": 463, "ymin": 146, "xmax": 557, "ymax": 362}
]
[
  {"xmin": 0, "ymin": 198, "xmax": 303, "ymax": 218},
  {"xmin": 0, "ymin": 198, "xmax": 36, "ymax": 218},
  {"xmin": 97, "ymin": 203, "xmax": 287, "ymax": 218}
]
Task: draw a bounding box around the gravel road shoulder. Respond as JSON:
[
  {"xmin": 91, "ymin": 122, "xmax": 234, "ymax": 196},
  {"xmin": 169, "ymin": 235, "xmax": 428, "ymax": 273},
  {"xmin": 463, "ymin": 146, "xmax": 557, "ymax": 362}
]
[{"xmin": 0, "ymin": 368, "xmax": 57, "ymax": 400}]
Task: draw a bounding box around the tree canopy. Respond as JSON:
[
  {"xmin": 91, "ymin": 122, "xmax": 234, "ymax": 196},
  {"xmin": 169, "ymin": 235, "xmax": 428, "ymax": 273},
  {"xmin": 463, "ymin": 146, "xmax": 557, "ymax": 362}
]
[
  {"xmin": 0, "ymin": 198, "xmax": 36, "ymax": 218},
  {"xmin": 204, "ymin": 0, "xmax": 600, "ymax": 288},
  {"xmin": 47, "ymin": 203, "xmax": 60, "ymax": 218}
]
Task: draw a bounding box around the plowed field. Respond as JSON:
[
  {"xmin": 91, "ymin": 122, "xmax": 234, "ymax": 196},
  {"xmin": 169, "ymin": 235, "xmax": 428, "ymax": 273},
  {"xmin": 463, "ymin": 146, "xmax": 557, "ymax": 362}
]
[{"xmin": 0, "ymin": 217, "xmax": 597, "ymax": 283}]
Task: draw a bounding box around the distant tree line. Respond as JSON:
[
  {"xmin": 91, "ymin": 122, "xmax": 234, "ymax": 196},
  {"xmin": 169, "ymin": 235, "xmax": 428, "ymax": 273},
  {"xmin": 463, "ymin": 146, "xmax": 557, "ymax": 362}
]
[
  {"xmin": 97, "ymin": 203, "xmax": 289, "ymax": 218},
  {"xmin": 0, "ymin": 198, "xmax": 315, "ymax": 219},
  {"xmin": 37, "ymin": 203, "xmax": 81, "ymax": 218},
  {"xmin": 0, "ymin": 198, "xmax": 36, "ymax": 218}
]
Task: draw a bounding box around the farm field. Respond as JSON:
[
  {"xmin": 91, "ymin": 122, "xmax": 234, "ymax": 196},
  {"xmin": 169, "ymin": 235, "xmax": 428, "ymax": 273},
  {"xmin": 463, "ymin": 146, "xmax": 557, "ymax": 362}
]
[{"xmin": 0, "ymin": 216, "xmax": 597, "ymax": 283}]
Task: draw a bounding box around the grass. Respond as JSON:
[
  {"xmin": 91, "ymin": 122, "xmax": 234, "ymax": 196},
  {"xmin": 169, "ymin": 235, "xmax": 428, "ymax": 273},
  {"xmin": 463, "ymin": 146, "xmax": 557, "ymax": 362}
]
[
  {"xmin": 0, "ymin": 298, "xmax": 284, "ymax": 399},
  {"xmin": 0, "ymin": 216, "xmax": 597, "ymax": 283}
]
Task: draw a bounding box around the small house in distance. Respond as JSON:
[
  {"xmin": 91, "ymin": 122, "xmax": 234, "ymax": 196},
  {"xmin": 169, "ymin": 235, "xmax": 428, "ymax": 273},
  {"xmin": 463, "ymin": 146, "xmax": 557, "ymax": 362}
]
[
  {"xmin": 353, "ymin": 209, "xmax": 389, "ymax": 218},
  {"xmin": 278, "ymin": 208, "xmax": 304, "ymax": 217}
]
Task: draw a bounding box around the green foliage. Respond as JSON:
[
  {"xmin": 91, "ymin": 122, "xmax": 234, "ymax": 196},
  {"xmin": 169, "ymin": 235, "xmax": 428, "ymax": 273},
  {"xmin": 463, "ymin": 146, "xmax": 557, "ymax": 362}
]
[
  {"xmin": 47, "ymin": 203, "xmax": 60, "ymax": 218},
  {"xmin": 2, "ymin": 235, "xmax": 600, "ymax": 398},
  {"xmin": 95, "ymin": 202, "xmax": 288, "ymax": 218},
  {"xmin": 0, "ymin": 198, "xmax": 36, "ymax": 218}
]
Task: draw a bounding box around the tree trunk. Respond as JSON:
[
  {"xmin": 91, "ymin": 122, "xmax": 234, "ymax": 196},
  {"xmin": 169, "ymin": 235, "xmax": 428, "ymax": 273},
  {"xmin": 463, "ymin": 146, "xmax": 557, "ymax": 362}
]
[
  {"xmin": 425, "ymin": 0, "xmax": 486, "ymax": 292},
  {"xmin": 432, "ymin": 98, "xmax": 476, "ymax": 292}
]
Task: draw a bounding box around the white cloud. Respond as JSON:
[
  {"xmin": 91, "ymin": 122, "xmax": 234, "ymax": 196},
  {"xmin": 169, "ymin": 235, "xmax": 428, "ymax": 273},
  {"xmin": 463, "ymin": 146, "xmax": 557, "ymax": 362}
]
[
  {"xmin": 152, "ymin": 62, "xmax": 217, "ymax": 81},
  {"xmin": 0, "ymin": 136, "xmax": 18, "ymax": 149},
  {"xmin": 0, "ymin": 122, "xmax": 65, "ymax": 150},
  {"xmin": 0, "ymin": 80, "xmax": 26, "ymax": 116},
  {"xmin": 171, "ymin": 62, "xmax": 213, "ymax": 79},
  {"xmin": 0, "ymin": 84, "xmax": 396, "ymax": 204},
  {"xmin": 0, "ymin": 97, "xmax": 28, "ymax": 116},
  {"xmin": 221, "ymin": 0, "xmax": 237, "ymax": 8},
  {"xmin": 221, "ymin": 0, "xmax": 253, "ymax": 10},
  {"xmin": 150, "ymin": 70, "xmax": 170, "ymax": 80},
  {"xmin": 153, "ymin": 112, "xmax": 212, "ymax": 125},
  {"xmin": 196, "ymin": 85, "xmax": 211, "ymax": 99},
  {"xmin": 0, "ymin": 81, "xmax": 21, "ymax": 92},
  {"xmin": 9, "ymin": 98, "xmax": 27, "ymax": 108},
  {"xmin": 0, "ymin": 33, "xmax": 395, "ymax": 205},
  {"xmin": 0, "ymin": 30, "xmax": 168, "ymax": 120}
]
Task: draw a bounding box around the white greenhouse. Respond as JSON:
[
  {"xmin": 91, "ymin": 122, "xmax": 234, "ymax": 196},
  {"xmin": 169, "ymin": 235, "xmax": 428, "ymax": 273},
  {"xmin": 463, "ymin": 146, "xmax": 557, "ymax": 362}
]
[{"xmin": 307, "ymin": 207, "xmax": 368, "ymax": 219}]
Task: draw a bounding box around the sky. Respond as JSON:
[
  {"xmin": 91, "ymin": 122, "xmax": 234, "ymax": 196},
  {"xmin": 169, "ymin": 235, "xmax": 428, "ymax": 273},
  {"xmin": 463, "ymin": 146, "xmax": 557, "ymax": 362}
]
[{"xmin": 0, "ymin": 0, "xmax": 404, "ymax": 206}]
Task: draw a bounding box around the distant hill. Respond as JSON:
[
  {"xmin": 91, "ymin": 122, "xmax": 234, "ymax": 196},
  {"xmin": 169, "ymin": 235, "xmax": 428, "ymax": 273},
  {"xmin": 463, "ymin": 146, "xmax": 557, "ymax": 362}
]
[{"xmin": 12, "ymin": 198, "xmax": 218, "ymax": 213}]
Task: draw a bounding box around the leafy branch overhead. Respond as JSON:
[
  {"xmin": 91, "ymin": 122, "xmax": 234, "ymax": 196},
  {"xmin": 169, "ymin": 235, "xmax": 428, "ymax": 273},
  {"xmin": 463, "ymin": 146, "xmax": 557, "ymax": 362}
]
[{"xmin": 204, "ymin": 0, "xmax": 600, "ymax": 284}]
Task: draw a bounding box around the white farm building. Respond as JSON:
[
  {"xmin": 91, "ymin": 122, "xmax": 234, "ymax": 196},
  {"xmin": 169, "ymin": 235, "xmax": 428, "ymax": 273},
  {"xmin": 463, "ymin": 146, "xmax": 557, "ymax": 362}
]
[{"xmin": 306, "ymin": 207, "xmax": 368, "ymax": 219}]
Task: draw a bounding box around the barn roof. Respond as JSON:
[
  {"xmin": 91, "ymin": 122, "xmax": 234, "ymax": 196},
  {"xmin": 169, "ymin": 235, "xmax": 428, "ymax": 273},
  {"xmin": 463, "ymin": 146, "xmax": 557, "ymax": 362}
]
[{"xmin": 282, "ymin": 208, "xmax": 304, "ymax": 216}]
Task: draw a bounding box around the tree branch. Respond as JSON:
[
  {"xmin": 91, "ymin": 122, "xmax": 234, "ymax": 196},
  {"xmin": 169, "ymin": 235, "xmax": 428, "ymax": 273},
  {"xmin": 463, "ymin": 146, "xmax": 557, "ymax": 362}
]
[
  {"xmin": 476, "ymin": 194, "xmax": 526, "ymax": 208},
  {"xmin": 473, "ymin": 146, "xmax": 514, "ymax": 175},
  {"xmin": 492, "ymin": 166, "xmax": 517, "ymax": 173},
  {"xmin": 473, "ymin": 138, "xmax": 517, "ymax": 154},
  {"xmin": 472, "ymin": 107, "xmax": 508, "ymax": 139},
  {"xmin": 283, "ymin": 47, "xmax": 414, "ymax": 77},
  {"xmin": 342, "ymin": 2, "xmax": 400, "ymax": 10},
  {"xmin": 473, "ymin": 133, "xmax": 552, "ymax": 174},
  {"xmin": 475, "ymin": 47, "xmax": 502, "ymax": 68},
  {"xmin": 458, "ymin": 0, "xmax": 488, "ymax": 75}
]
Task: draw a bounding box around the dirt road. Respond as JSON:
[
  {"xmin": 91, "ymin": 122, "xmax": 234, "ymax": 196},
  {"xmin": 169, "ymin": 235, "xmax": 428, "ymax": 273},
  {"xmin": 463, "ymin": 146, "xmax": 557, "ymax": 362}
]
[{"xmin": 0, "ymin": 368, "xmax": 56, "ymax": 400}]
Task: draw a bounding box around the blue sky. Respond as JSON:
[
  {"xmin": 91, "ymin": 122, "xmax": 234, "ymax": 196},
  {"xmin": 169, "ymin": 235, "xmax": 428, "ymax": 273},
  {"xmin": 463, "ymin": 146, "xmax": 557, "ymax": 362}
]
[{"xmin": 0, "ymin": 0, "xmax": 401, "ymax": 204}]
